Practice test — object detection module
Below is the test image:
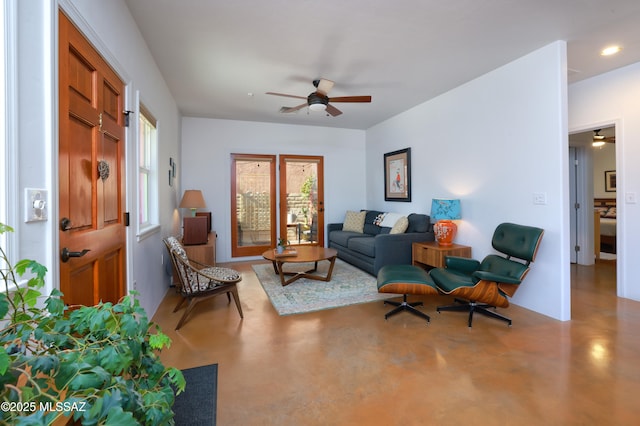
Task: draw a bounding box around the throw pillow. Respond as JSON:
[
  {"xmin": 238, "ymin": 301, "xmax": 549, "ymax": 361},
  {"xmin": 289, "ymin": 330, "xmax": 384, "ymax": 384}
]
[
  {"xmin": 390, "ymin": 216, "xmax": 409, "ymax": 234},
  {"xmin": 373, "ymin": 213, "xmax": 386, "ymax": 226},
  {"xmin": 342, "ymin": 210, "xmax": 366, "ymax": 233},
  {"xmin": 380, "ymin": 212, "xmax": 404, "ymax": 228}
]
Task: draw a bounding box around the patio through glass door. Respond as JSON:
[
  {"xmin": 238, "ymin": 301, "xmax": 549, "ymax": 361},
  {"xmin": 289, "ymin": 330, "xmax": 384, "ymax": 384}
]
[{"xmin": 279, "ymin": 155, "xmax": 324, "ymax": 246}]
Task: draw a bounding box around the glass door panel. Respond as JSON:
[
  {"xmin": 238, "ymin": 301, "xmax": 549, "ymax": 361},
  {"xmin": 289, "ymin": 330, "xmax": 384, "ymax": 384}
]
[
  {"xmin": 231, "ymin": 154, "xmax": 276, "ymax": 257},
  {"xmin": 279, "ymin": 155, "xmax": 324, "ymax": 246}
]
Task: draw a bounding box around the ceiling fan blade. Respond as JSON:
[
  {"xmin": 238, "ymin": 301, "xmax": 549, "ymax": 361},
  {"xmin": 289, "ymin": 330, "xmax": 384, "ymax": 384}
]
[
  {"xmin": 279, "ymin": 103, "xmax": 307, "ymax": 113},
  {"xmin": 266, "ymin": 92, "xmax": 307, "ymax": 100},
  {"xmin": 328, "ymin": 95, "xmax": 372, "ymax": 103},
  {"xmin": 316, "ymin": 78, "xmax": 334, "ymax": 96},
  {"xmin": 326, "ymin": 104, "xmax": 342, "ymax": 117}
]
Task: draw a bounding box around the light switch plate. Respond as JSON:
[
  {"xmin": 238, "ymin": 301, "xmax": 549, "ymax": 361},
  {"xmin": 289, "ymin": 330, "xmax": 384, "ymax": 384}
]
[
  {"xmin": 533, "ymin": 192, "xmax": 547, "ymax": 205},
  {"xmin": 626, "ymin": 192, "xmax": 637, "ymax": 204},
  {"xmin": 24, "ymin": 188, "xmax": 48, "ymax": 222}
]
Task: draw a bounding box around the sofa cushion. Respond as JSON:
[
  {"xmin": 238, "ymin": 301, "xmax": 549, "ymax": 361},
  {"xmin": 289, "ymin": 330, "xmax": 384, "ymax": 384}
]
[
  {"xmin": 343, "ymin": 210, "xmax": 366, "ymax": 233},
  {"xmin": 407, "ymin": 213, "xmax": 429, "ymax": 233},
  {"xmin": 330, "ymin": 230, "xmax": 368, "ymax": 247},
  {"xmin": 348, "ymin": 236, "xmax": 376, "ymax": 257},
  {"xmin": 390, "ymin": 216, "xmax": 409, "ymax": 234}
]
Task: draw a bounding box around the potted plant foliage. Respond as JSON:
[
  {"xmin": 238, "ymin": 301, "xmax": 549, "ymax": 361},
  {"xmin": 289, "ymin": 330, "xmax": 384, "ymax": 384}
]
[
  {"xmin": 0, "ymin": 223, "xmax": 185, "ymax": 425},
  {"xmin": 276, "ymin": 237, "xmax": 288, "ymax": 254}
]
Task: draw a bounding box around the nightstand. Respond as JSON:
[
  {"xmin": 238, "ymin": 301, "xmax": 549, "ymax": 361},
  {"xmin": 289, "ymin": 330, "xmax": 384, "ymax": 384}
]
[{"xmin": 412, "ymin": 241, "xmax": 471, "ymax": 270}]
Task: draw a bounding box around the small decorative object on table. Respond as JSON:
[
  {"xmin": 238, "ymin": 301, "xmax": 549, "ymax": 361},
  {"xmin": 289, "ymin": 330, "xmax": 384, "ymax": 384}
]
[{"xmin": 276, "ymin": 237, "xmax": 289, "ymax": 254}]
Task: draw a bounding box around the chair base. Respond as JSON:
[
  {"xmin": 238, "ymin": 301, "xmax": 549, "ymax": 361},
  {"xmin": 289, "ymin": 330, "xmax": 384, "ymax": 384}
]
[
  {"xmin": 383, "ymin": 294, "xmax": 430, "ymax": 323},
  {"xmin": 437, "ymin": 298, "xmax": 512, "ymax": 327}
]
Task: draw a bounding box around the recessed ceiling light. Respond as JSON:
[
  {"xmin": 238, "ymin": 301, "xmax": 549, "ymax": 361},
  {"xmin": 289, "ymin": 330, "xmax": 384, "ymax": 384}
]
[{"xmin": 601, "ymin": 46, "xmax": 622, "ymax": 56}]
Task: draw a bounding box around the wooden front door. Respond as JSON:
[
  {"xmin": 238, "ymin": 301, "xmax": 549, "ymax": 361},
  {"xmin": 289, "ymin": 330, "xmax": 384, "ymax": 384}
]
[{"xmin": 58, "ymin": 11, "xmax": 126, "ymax": 306}]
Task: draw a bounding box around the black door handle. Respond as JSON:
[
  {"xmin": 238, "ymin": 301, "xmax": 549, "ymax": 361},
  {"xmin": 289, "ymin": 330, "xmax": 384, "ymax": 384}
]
[{"xmin": 61, "ymin": 248, "xmax": 90, "ymax": 263}]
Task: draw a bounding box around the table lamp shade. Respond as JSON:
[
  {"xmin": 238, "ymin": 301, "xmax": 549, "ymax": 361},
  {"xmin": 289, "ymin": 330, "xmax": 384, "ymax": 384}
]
[
  {"xmin": 431, "ymin": 199, "xmax": 461, "ymax": 246},
  {"xmin": 179, "ymin": 190, "xmax": 206, "ymax": 216}
]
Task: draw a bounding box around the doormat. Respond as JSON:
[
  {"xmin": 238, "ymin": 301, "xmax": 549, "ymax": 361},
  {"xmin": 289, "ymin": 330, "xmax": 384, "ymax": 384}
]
[{"xmin": 173, "ymin": 363, "xmax": 217, "ymax": 425}]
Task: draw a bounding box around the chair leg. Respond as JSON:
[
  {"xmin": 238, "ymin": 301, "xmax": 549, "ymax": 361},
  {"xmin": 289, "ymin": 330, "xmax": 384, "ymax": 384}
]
[
  {"xmin": 437, "ymin": 299, "xmax": 512, "ymax": 327},
  {"xmin": 383, "ymin": 294, "xmax": 430, "ymax": 323},
  {"xmin": 175, "ymin": 298, "xmax": 197, "ymax": 330},
  {"xmin": 173, "ymin": 296, "xmax": 187, "ymax": 312},
  {"xmin": 228, "ymin": 286, "xmax": 244, "ymax": 318}
]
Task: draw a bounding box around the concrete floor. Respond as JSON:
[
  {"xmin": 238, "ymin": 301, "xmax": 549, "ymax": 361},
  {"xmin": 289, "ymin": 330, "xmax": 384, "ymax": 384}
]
[{"xmin": 153, "ymin": 259, "xmax": 640, "ymax": 425}]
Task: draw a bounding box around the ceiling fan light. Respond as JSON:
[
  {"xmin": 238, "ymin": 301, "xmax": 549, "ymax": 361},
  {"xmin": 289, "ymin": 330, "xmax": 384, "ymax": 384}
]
[
  {"xmin": 592, "ymin": 140, "xmax": 605, "ymax": 147},
  {"xmin": 308, "ymin": 102, "xmax": 326, "ymax": 111}
]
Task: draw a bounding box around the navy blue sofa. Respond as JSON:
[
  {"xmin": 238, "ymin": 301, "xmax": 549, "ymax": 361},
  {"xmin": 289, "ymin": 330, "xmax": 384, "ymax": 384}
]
[{"xmin": 327, "ymin": 210, "xmax": 435, "ymax": 276}]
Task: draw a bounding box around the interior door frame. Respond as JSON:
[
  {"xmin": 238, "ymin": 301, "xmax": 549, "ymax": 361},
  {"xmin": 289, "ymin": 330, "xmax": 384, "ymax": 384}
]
[{"xmin": 568, "ymin": 120, "xmax": 620, "ymax": 295}]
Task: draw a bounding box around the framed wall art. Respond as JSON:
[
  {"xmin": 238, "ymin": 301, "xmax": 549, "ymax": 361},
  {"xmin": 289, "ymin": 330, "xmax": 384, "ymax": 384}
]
[
  {"xmin": 605, "ymin": 170, "xmax": 616, "ymax": 192},
  {"xmin": 384, "ymin": 148, "xmax": 411, "ymax": 202}
]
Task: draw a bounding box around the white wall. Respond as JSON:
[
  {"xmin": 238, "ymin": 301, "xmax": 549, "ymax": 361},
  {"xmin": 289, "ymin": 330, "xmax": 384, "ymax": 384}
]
[
  {"xmin": 181, "ymin": 118, "xmax": 366, "ymax": 262},
  {"xmin": 8, "ymin": 0, "xmax": 182, "ymax": 317},
  {"xmin": 366, "ymin": 42, "xmax": 571, "ymax": 321},
  {"xmin": 569, "ymin": 61, "xmax": 640, "ymax": 301}
]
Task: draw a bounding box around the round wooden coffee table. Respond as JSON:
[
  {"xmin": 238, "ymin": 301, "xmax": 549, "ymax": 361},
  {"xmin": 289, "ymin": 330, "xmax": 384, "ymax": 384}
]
[{"xmin": 262, "ymin": 246, "xmax": 338, "ymax": 286}]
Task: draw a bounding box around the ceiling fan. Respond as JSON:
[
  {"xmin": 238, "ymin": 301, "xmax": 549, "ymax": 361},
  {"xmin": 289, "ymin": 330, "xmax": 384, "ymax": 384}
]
[
  {"xmin": 592, "ymin": 129, "xmax": 615, "ymax": 147},
  {"xmin": 266, "ymin": 78, "xmax": 371, "ymax": 117}
]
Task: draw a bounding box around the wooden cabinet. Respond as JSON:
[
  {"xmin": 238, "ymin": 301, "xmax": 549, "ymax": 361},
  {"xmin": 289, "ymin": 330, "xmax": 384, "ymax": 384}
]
[
  {"xmin": 183, "ymin": 232, "xmax": 217, "ymax": 266},
  {"xmin": 412, "ymin": 241, "xmax": 471, "ymax": 269}
]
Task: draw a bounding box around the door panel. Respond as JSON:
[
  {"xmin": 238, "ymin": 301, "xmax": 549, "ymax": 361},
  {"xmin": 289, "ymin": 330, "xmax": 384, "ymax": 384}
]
[
  {"xmin": 230, "ymin": 154, "xmax": 277, "ymax": 257},
  {"xmin": 59, "ymin": 11, "xmax": 126, "ymax": 306},
  {"xmin": 279, "ymin": 155, "xmax": 324, "ymax": 246}
]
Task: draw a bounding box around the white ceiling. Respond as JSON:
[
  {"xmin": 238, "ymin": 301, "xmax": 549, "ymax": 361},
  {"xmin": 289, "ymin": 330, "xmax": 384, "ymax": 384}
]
[{"xmin": 124, "ymin": 0, "xmax": 640, "ymax": 130}]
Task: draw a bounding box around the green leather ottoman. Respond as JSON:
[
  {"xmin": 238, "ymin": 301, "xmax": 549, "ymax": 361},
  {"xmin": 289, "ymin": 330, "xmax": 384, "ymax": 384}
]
[{"xmin": 377, "ymin": 265, "xmax": 438, "ymax": 323}]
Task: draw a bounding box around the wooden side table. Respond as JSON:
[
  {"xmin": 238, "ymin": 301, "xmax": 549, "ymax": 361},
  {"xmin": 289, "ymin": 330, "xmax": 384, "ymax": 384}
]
[{"xmin": 412, "ymin": 241, "xmax": 471, "ymax": 269}]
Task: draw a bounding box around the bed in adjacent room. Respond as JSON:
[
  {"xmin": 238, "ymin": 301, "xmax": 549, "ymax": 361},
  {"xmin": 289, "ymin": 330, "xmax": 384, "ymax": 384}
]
[{"xmin": 594, "ymin": 198, "xmax": 616, "ymax": 259}]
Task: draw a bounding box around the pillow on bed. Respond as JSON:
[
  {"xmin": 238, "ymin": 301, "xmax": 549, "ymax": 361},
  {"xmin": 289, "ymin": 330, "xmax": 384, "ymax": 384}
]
[
  {"xmin": 604, "ymin": 207, "xmax": 616, "ymax": 219},
  {"xmin": 595, "ymin": 207, "xmax": 608, "ymax": 217}
]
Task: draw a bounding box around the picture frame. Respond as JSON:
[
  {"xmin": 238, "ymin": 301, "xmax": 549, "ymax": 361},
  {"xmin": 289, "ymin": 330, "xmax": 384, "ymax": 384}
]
[
  {"xmin": 605, "ymin": 170, "xmax": 616, "ymax": 192},
  {"xmin": 384, "ymin": 148, "xmax": 411, "ymax": 202}
]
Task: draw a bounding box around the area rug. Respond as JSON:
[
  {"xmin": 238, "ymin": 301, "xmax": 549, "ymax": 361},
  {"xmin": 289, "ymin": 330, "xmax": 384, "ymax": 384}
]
[
  {"xmin": 253, "ymin": 259, "xmax": 393, "ymax": 315},
  {"xmin": 173, "ymin": 364, "xmax": 217, "ymax": 425}
]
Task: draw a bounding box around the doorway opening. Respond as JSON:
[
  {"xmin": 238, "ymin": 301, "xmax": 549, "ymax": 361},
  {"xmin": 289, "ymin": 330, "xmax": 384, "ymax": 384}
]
[{"xmin": 568, "ymin": 125, "xmax": 617, "ymax": 292}]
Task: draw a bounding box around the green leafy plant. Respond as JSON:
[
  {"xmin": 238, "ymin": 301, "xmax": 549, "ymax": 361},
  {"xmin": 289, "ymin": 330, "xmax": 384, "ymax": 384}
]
[{"xmin": 0, "ymin": 223, "xmax": 185, "ymax": 425}]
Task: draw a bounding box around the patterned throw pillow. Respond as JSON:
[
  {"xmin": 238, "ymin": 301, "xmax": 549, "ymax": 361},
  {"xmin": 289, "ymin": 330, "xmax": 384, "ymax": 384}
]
[
  {"xmin": 343, "ymin": 210, "xmax": 366, "ymax": 233},
  {"xmin": 390, "ymin": 216, "xmax": 409, "ymax": 234},
  {"xmin": 380, "ymin": 212, "xmax": 404, "ymax": 228},
  {"xmin": 373, "ymin": 213, "xmax": 387, "ymax": 226}
]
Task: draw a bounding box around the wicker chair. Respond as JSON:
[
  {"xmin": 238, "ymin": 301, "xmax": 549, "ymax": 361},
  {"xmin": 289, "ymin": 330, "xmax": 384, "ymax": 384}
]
[{"xmin": 164, "ymin": 237, "xmax": 243, "ymax": 330}]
